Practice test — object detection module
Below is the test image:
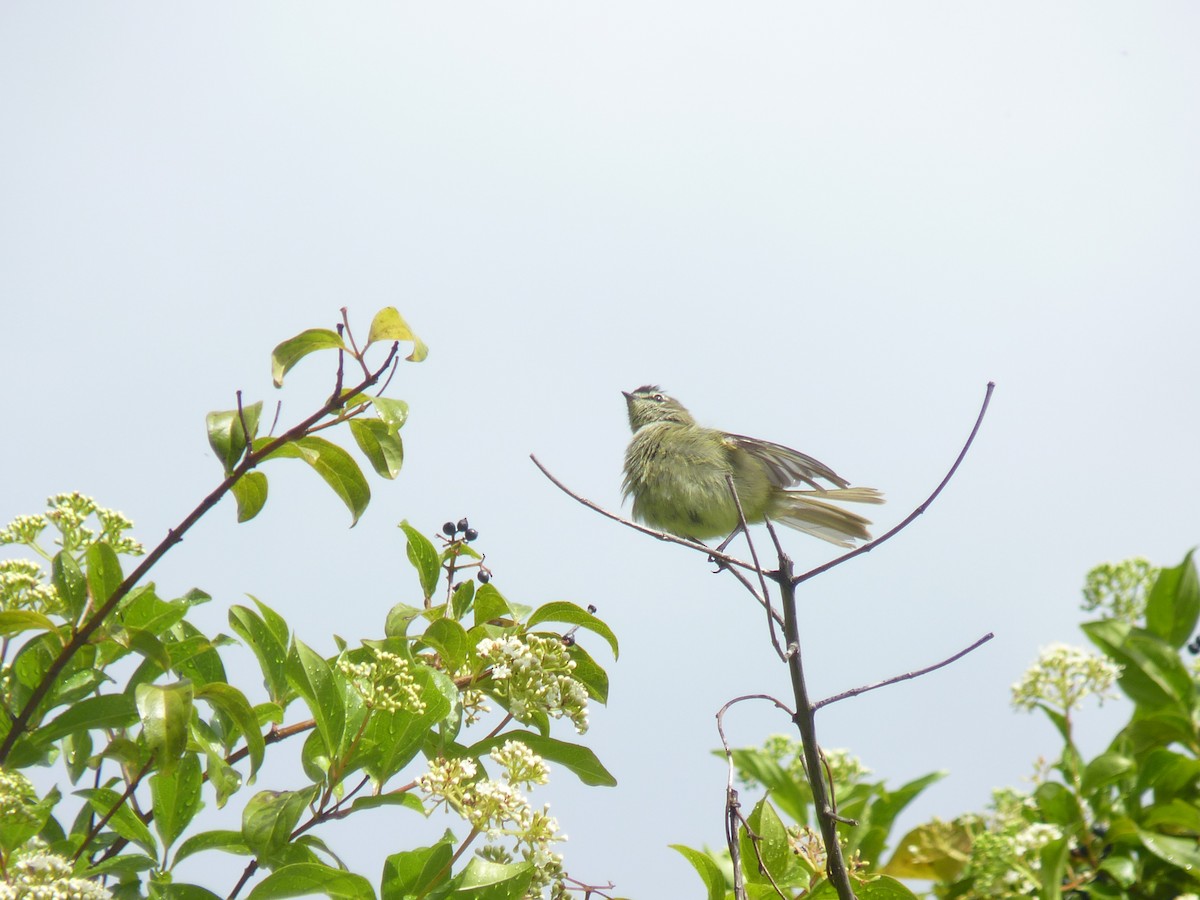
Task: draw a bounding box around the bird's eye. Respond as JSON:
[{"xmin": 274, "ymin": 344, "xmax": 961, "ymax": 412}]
[{"xmin": 652, "ymin": 394, "xmax": 664, "ymax": 402}]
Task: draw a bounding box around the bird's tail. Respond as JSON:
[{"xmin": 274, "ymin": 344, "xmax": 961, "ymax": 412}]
[{"xmin": 773, "ymin": 487, "xmax": 885, "ymax": 548}]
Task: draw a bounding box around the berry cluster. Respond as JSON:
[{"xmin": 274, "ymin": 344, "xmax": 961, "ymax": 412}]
[
  {"xmin": 442, "ymin": 517, "xmax": 479, "ymax": 543},
  {"xmin": 441, "ymin": 517, "xmax": 490, "ymax": 583}
]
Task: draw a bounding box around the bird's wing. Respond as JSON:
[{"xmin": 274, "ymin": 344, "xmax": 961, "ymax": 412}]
[{"xmin": 722, "ymin": 432, "xmax": 851, "ymax": 491}]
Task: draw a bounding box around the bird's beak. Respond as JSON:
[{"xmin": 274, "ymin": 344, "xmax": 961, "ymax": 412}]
[{"xmin": 621, "ymin": 390, "xmax": 633, "ymax": 400}]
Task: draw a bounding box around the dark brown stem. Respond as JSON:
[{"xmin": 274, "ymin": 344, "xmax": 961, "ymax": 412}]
[
  {"xmin": 0, "ymin": 343, "xmax": 401, "ymax": 765},
  {"xmin": 227, "ymin": 860, "xmax": 258, "ymax": 900},
  {"xmin": 793, "ymin": 382, "xmax": 994, "ymax": 587},
  {"xmin": 778, "ymin": 561, "xmax": 857, "ymax": 900}
]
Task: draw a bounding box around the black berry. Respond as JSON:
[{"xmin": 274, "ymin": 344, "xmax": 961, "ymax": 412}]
[
  {"xmin": 442, "ymin": 522, "xmax": 457, "ymax": 537},
  {"xmin": 477, "ymin": 571, "xmax": 491, "ymax": 584},
  {"xmin": 456, "ymin": 518, "xmax": 470, "ymax": 533},
  {"xmin": 464, "ymin": 528, "xmax": 479, "ymax": 542}
]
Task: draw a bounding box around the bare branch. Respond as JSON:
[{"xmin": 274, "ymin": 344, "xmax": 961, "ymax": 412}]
[
  {"xmin": 528, "ymin": 455, "xmax": 757, "ymax": 573},
  {"xmin": 813, "ymin": 632, "xmax": 995, "ymax": 711},
  {"xmin": 724, "ymin": 474, "xmax": 787, "ymax": 660},
  {"xmin": 794, "ymin": 381, "xmax": 995, "ymax": 586},
  {"xmin": 717, "ymin": 694, "xmax": 795, "ymax": 900}
]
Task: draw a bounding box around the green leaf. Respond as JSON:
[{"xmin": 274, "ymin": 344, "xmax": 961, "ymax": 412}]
[
  {"xmin": 527, "ymin": 602, "xmax": 619, "ymax": 659},
  {"xmin": 152, "ymin": 884, "xmax": 225, "ymax": 900},
  {"xmin": 36, "ymin": 693, "xmax": 139, "ymax": 744},
  {"xmin": 1035, "ymin": 781, "xmax": 1082, "ymax": 827},
  {"xmin": 347, "ymin": 793, "xmax": 426, "ymax": 815},
  {"xmin": 384, "ymin": 602, "xmax": 424, "ymax": 638},
  {"xmin": 196, "ymin": 681, "xmax": 266, "ymax": 778},
  {"xmin": 1145, "ymin": 549, "xmax": 1199, "ymax": 648},
  {"xmin": 381, "ymin": 837, "xmax": 454, "ymax": 900},
  {"xmin": 288, "ymin": 640, "xmax": 345, "ymax": 756},
  {"xmin": 52, "ymin": 551, "xmax": 87, "ymax": 620},
  {"xmin": 255, "ymin": 436, "xmax": 370, "ymax": 526},
  {"xmin": 854, "ymin": 877, "xmax": 922, "ymax": 899},
  {"xmin": 1083, "ymin": 620, "xmax": 1195, "ymax": 711},
  {"xmin": 473, "ymin": 583, "xmax": 513, "ymax": 627},
  {"xmin": 462, "ymin": 730, "xmax": 616, "ymax": 787},
  {"xmin": 121, "ymin": 627, "xmax": 173, "ymax": 671},
  {"xmin": 247, "ymin": 863, "xmax": 375, "ymax": 900},
  {"xmin": 206, "ymin": 402, "xmax": 263, "ymax": 474},
  {"xmin": 232, "ymin": 472, "xmax": 270, "ymax": 523},
  {"xmin": 120, "ymin": 586, "xmax": 187, "ymax": 636},
  {"xmin": 242, "ymin": 789, "xmax": 316, "ymax": 864},
  {"xmin": 230, "ymin": 600, "xmax": 290, "ymax": 705},
  {"xmin": 1081, "ymin": 752, "xmax": 1135, "ymax": 793},
  {"xmin": 137, "ymin": 680, "xmax": 195, "ymax": 770},
  {"xmin": 172, "ymin": 829, "xmax": 251, "ymax": 866},
  {"xmin": 1138, "ymin": 827, "xmax": 1200, "ymax": 873},
  {"xmin": 453, "ymin": 857, "xmax": 533, "ymax": 899},
  {"xmin": 1137, "ymin": 747, "xmax": 1200, "ymax": 797},
  {"xmin": 0, "ymin": 610, "xmax": 59, "ymax": 637},
  {"xmin": 83, "ymin": 853, "xmax": 158, "ymax": 878},
  {"xmin": 854, "ymin": 770, "xmax": 948, "ymax": 866},
  {"xmin": 86, "ymin": 541, "xmax": 124, "ymax": 605},
  {"xmin": 365, "ymin": 307, "xmax": 428, "ymax": 362},
  {"xmin": 78, "ymin": 786, "xmax": 159, "ymax": 856},
  {"xmin": 739, "ymin": 798, "xmax": 792, "ymax": 886},
  {"xmin": 348, "ymin": 419, "xmax": 404, "ymax": 480},
  {"xmin": 399, "ymin": 521, "xmax": 440, "ymax": 602},
  {"xmin": 451, "ymin": 581, "xmax": 475, "ymax": 620},
  {"xmin": 420, "ymin": 619, "xmax": 469, "ymax": 671},
  {"xmin": 670, "ymin": 846, "xmax": 726, "ymax": 900},
  {"xmin": 371, "ymin": 397, "xmax": 409, "ymax": 432},
  {"xmin": 1143, "ymin": 798, "xmax": 1200, "ymax": 833},
  {"xmin": 565, "ymin": 641, "xmax": 609, "ymax": 703},
  {"xmin": 151, "ymin": 753, "xmax": 203, "ymax": 851},
  {"xmin": 271, "ymin": 328, "xmax": 346, "ymax": 388}
]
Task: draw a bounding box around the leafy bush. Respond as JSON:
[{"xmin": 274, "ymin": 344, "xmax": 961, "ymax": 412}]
[{"xmin": 0, "ymin": 310, "xmax": 618, "ymax": 900}]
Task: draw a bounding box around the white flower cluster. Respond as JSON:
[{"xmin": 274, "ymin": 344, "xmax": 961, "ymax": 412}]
[
  {"xmin": 418, "ymin": 741, "xmax": 565, "ymax": 897},
  {"xmin": 0, "ymin": 515, "xmax": 47, "ymax": 546},
  {"xmin": 338, "ymin": 649, "xmax": 425, "ymax": 714},
  {"xmin": 0, "ymin": 851, "xmax": 112, "ymax": 900},
  {"xmin": 1011, "ymin": 643, "xmax": 1121, "ymax": 714},
  {"xmin": 0, "ymin": 494, "xmax": 142, "ymax": 557},
  {"xmin": 0, "ymin": 560, "xmax": 62, "ymax": 616},
  {"xmin": 476, "ymin": 635, "xmax": 589, "ymax": 734}
]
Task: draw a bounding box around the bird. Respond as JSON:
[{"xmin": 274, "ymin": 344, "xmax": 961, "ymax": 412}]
[{"xmin": 621, "ymin": 386, "xmax": 884, "ymax": 548}]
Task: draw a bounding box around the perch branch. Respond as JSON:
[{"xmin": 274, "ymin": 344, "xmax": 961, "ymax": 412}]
[
  {"xmin": 793, "ymin": 381, "xmax": 995, "ymax": 586},
  {"xmin": 813, "ymin": 632, "xmax": 995, "ymax": 711}
]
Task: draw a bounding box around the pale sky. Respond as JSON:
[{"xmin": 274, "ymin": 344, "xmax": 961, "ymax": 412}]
[{"xmin": 2, "ymin": 4, "xmax": 1199, "ymax": 897}]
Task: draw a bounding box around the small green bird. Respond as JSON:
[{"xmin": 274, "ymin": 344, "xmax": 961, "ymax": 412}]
[{"xmin": 621, "ymin": 386, "xmax": 884, "ymax": 548}]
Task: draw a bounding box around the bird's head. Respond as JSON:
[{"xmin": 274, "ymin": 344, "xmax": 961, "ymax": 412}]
[{"xmin": 622, "ymin": 386, "xmax": 695, "ymax": 431}]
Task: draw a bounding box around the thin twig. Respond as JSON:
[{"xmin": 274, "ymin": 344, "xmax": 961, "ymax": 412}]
[
  {"xmin": 528, "ymin": 455, "xmax": 756, "ymax": 573},
  {"xmin": 813, "ymin": 632, "xmax": 995, "ymax": 711},
  {"xmin": 793, "ymin": 382, "xmax": 995, "ymax": 587},
  {"xmin": 73, "ymin": 758, "xmax": 154, "ymax": 863},
  {"xmin": 717, "ymin": 695, "xmax": 796, "ymax": 900},
  {"xmin": 724, "ymin": 475, "xmax": 786, "ymax": 661},
  {"xmin": 340, "ymin": 307, "xmax": 372, "ymax": 380},
  {"xmin": 0, "ymin": 343, "xmax": 402, "ymax": 765}
]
